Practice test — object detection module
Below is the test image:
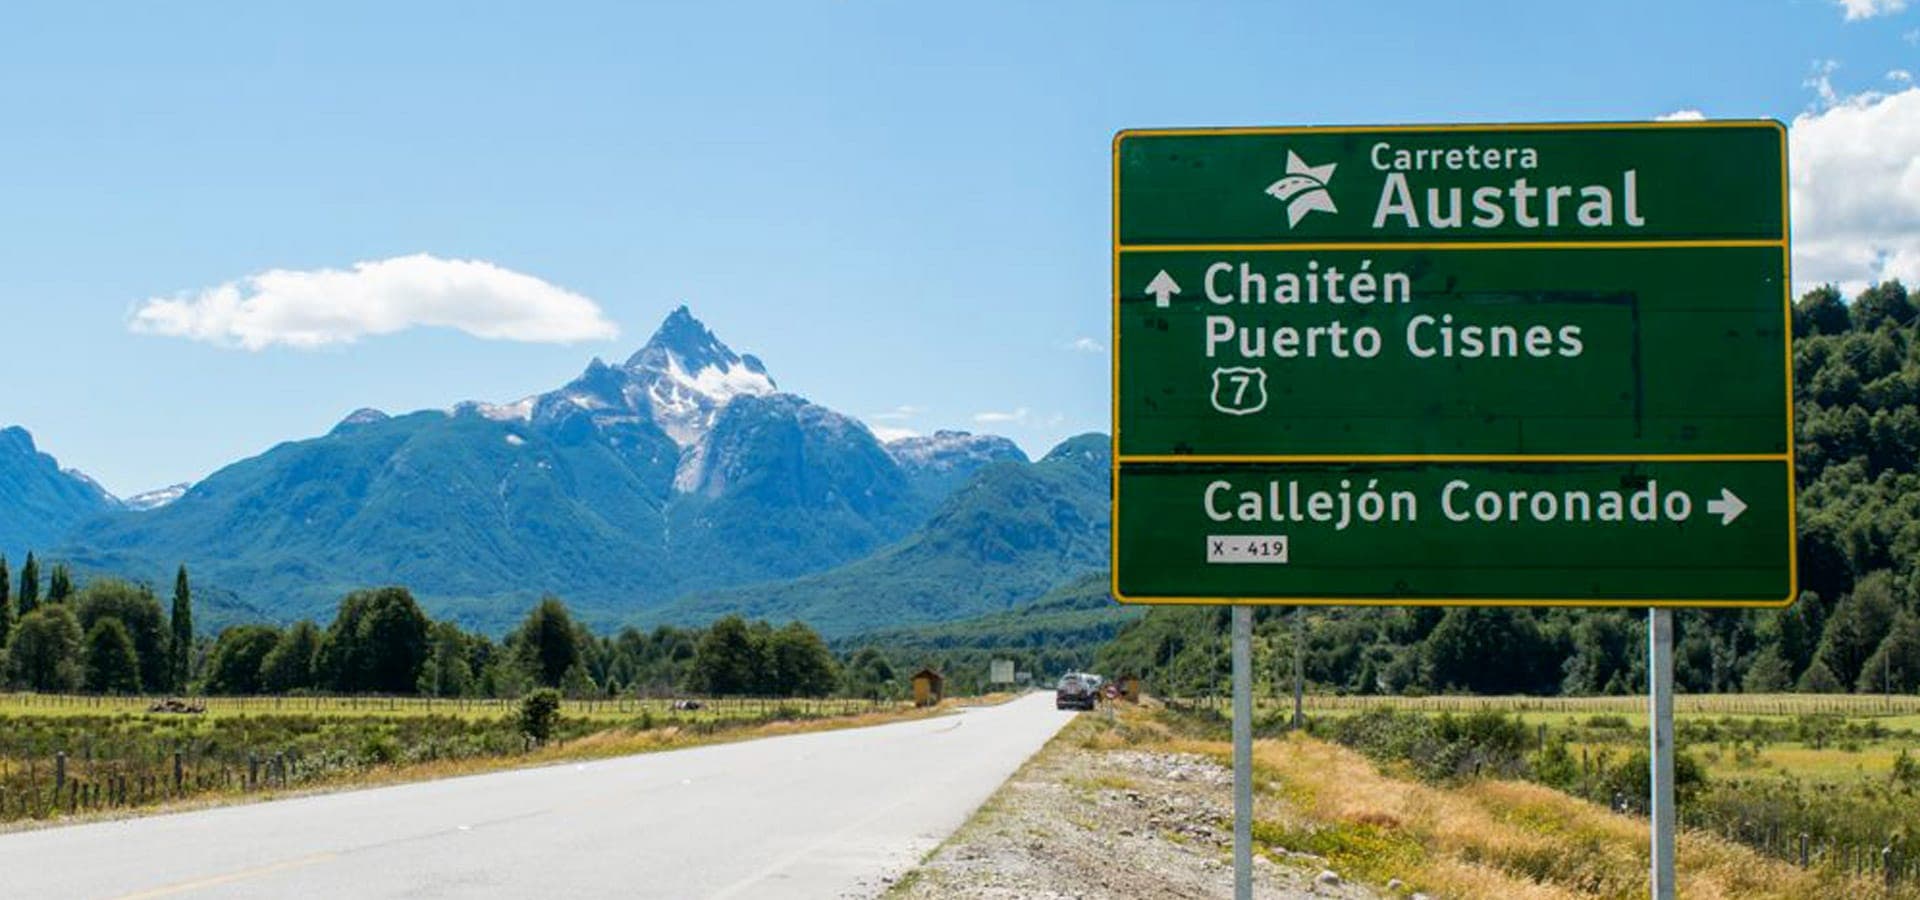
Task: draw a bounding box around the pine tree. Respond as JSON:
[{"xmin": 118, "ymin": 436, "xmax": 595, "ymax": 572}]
[
  {"xmin": 170, "ymin": 565, "xmax": 193, "ymax": 691},
  {"xmin": 46, "ymin": 564, "xmax": 73, "ymax": 604},
  {"xmin": 0, "ymin": 555, "xmax": 11, "ymax": 650},
  {"xmin": 17, "ymin": 552, "xmax": 39, "ymax": 616}
]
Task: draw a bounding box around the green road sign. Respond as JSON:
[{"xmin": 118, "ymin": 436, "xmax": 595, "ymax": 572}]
[{"xmin": 1111, "ymin": 121, "xmax": 1795, "ymax": 607}]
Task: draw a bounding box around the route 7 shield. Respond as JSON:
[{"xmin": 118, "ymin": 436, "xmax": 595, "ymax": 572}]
[{"xmin": 1210, "ymin": 366, "xmax": 1268, "ymax": 416}]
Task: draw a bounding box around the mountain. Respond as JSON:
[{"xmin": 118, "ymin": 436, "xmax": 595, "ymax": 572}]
[
  {"xmin": 60, "ymin": 307, "xmax": 997, "ymax": 631},
  {"xmin": 886, "ymin": 431, "xmax": 1028, "ymax": 498},
  {"xmin": 0, "ymin": 426, "xmax": 119, "ymax": 560},
  {"xmin": 653, "ymin": 433, "xmax": 1110, "ymax": 637},
  {"xmin": 838, "ymin": 571, "xmax": 1137, "ymax": 654},
  {"xmin": 123, "ymin": 483, "xmax": 192, "ymax": 512}
]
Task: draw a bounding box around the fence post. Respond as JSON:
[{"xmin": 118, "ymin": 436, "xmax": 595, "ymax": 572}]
[
  {"xmin": 173, "ymin": 750, "xmax": 183, "ymax": 794},
  {"xmin": 54, "ymin": 752, "xmax": 66, "ymax": 801},
  {"xmin": 1886, "ymin": 844, "xmax": 1897, "ymax": 892}
]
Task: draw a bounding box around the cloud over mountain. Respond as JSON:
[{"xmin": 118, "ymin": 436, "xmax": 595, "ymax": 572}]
[{"xmin": 130, "ymin": 254, "xmax": 618, "ymax": 350}]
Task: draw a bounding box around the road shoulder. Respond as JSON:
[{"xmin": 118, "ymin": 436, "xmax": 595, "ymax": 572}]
[{"xmin": 890, "ymin": 709, "xmax": 1378, "ymax": 899}]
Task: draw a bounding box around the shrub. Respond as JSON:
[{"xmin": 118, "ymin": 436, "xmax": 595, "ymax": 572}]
[{"xmin": 518, "ymin": 689, "xmax": 562, "ymax": 744}]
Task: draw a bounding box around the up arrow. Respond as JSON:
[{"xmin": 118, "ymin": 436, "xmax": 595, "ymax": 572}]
[
  {"xmin": 1146, "ymin": 270, "xmax": 1181, "ymax": 308},
  {"xmin": 1705, "ymin": 488, "xmax": 1747, "ymax": 526}
]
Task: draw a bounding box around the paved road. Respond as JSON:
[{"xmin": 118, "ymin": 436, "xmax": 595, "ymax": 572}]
[{"xmin": 0, "ymin": 692, "xmax": 1073, "ymax": 899}]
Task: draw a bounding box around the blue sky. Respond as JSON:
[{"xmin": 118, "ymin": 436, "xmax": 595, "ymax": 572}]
[{"xmin": 2, "ymin": 1, "xmax": 1918, "ymax": 495}]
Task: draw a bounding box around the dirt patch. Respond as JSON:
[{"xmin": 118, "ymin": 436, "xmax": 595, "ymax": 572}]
[{"xmin": 890, "ymin": 720, "xmax": 1381, "ymax": 899}]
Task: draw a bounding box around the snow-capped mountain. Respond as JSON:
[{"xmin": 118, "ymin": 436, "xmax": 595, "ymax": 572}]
[
  {"xmin": 885, "ymin": 431, "xmax": 1029, "ymax": 499},
  {"xmin": 454, "ymin": 305, "xmax": 783, "ymax": 492},
  {"xmin": 61, "ymin": 306, "xmax": 1025, "ymax": 631},
  {"xmin": 124, "ymin": 483, "xmax": 192, "ymax": 512}
]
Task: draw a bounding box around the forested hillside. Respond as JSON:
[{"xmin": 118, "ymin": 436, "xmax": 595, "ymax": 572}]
[{"xmin": 1099, "ymin": 282, "xmax": 1920, "ymax": 697}]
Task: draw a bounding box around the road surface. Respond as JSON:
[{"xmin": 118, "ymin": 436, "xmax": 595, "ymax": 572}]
[{"xmin": 0, "ymin": 692, "xmax": 1074, "ymax": 899}]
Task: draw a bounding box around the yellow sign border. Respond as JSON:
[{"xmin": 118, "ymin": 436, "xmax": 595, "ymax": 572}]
[{"xmin": 1109, "ymin": 119, "xmax": 1798, "ymax": 609}]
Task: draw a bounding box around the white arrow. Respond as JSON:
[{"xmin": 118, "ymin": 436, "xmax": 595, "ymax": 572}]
[
  {"xmin": 1146, "ymin": 270, "xmax": 1181, "ymax": 308},
  {"xmin": 1705, "ymin": 488, "xmax": 1747, "ymax": 526}
]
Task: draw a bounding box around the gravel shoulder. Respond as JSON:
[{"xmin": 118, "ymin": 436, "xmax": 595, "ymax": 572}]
[{"xmin": 889, "ymin": 712, "xmax": 1381, "ymax": 900}]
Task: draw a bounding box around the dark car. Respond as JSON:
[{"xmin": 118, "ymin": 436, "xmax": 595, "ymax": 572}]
[{"xmin": 1055, "ymin": 673, "xmax": 1096, "ymax": 711}]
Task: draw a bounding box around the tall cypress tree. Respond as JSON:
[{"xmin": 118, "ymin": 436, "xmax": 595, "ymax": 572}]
[
  {"xmin": 170, "ymin": 564, "xmax": 193, "ymax": 691},
  {"xmin": 0, "ymin": 555, "xmax": 11, "ymax": 649},
  {"xmin": 47, "ymin": 564, "xmax": 73, "ymax": 604},
  {"xmin": 17, "ymin": 552, "xmax": 39, "ymax": 616}
]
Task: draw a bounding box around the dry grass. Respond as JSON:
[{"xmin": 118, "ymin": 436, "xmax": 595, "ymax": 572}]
[{"xmin": 1124, "ymin": 712, "xmax": 1866, "ymax": 900}]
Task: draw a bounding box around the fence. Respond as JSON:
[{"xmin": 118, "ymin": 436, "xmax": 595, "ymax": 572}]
[{"xmin": 0, "ymin": 692, "xmax": 903, "ymax": 823}]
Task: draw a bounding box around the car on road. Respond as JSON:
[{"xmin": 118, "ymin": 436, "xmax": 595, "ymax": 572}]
[{"xmin": 1055, "ymin": 673, "xmax": 1096, "ymax": 711}]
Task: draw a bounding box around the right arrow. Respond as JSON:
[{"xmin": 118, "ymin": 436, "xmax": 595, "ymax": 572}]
[
  {"xmin": 1145, "ymin": 270, "xmax": 1181, "ymax": 308},
  {"xmin": 1705, "ymin": 488, "xmax": 1747, "ymax": 525}
]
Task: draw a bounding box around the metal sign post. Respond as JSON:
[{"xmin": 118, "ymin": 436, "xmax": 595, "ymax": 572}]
[
  {"xmin": 1232, "ymin": 605, "xmax": 1253, "ymax": 900},
  {"xmin": 1649, "ymin": 609, "xmax": 1676, "ymax": 899}
]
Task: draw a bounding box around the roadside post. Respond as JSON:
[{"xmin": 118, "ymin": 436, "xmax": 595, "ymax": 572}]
[{"xmin": 1111, "ymin": 121, "xmax": 1794, "ymax": 900}]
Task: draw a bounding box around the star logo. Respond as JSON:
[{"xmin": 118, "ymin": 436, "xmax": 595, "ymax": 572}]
[{"xmin": 1264, "ymin": 151, "xmax": 1339, "ymax": 227}]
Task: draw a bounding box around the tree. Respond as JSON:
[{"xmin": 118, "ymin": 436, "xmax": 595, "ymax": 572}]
[
  {"xmin": 82, "ymin": 619, "xmax": 141, "ymax": 694},
  {"xmin": 1424, "ymin": 608, "xmax": 1553, "ymax": 694},
  {"xmin": 0, "ymin": 555, "xmax": 11, "ymax": 651},
  {"xmin": 1855, "ymin": 612, "xmax": 1920, "ymax": 694},
  {"xmin": 1742, "ymin": 645, "xmax": 1795, "ymax": 693},
  {"xmin": 17, "ymin": 552, "xmax": 39, "ymax": 616},
  {"xmin": 518, "ymin": 688, "xmax": 562, "ymax": 744},
  {"xmin": 260, "ymin": 620, "xmax": 322, "ymax": 693},
  {"xmin": 205, "ymin": 625, "xmax": 282, "ymax": 695},
  {"xmin": 317, "ymin": 587, "xmax": 430, "ymax": 694},
  {"xmin": 46, "ymin": 564, "xmax": 72, "ymax": 604},
  {"xmin": 74, "ymin": 580, "xmax": 169, "ymax": 692},
  {"xmin": 1853, "ymin": 280, "xmax": 1916, "ymax": 331},
  {"xmin": 767, "ymin": 622, "xmax": 838, "ymax": 697},
  {"xmin": 170, "ymin": 565, "xmax": 193, "ymax": 691},
  {"xmin": 513, "ymin": 597, "xmax": 582, "ymax": 688},
  {"xmin": 559, "ymin": 663, "xmax": 598, "ymax": 699},
  {"xmin": 692, "ymin": 615, "xmax": 765, "ymax": 695},
  {"xmin": 418, "ymin": 621, "xmax": 473, "ymax": 698},
  {"xmin": 7, "ymin": 605, "xmax": 81, "ymax": 691},
  {"xmin": 1815, "ymin": 573, "xmax": 1898, "ymax": 687},
  {"xmin": 1796, "ymin": 284, "xmax": 1850, "ymax": 336},
  {"xmin": 1797, "ymin": 658, "xmax": 1843, "ymax": 693}
]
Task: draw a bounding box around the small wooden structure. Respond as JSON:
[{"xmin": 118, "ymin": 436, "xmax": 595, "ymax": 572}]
[
  {"xmin": 1119, "ymin": 674, "xmax": 1142, "ymax": 703},
  {"xmin": 911, "ymin": 667, "xmax": 945, "ymax": 707}
]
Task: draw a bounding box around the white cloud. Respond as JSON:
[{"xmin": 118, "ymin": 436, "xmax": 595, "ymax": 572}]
[
  {"xmin": 1806, "ymin": 60, "xmax": 1845, "ymax": 109},
  {"xmin": 1836, "ymin": 0, "xmax": 1907, "ymax": 20},
  {"xmin": 1891, "ymin": 69, "xmax": 1915, "ymax": 84},
  {"xmin": 130, "ymin": 254, "xmax": 618, "ymax": 350},
  {"xmin": 868, "ymin": 404, "xmax": 921, "ymax": 422},
  {"xmin": 867, "ymin": 424, "xmax": 918, "ymax": 443},
  {"xmin": 1790, "ymin": 86, "xmax": 1920, "ymax": 296},
  {"xmin": 1656, "ymin": 109, "xmax": 1707, "ymax": 121},
  {"xmin": 973, "ymin": 407, "xmax": 1029, "ymax": 424},
  {"xmin": 1065, "ymin": 336, "xmax": 1107, "ymax": 353}
]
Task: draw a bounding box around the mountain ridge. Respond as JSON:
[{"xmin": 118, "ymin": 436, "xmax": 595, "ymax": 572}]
[{"xmin": 46, "ymin": 307, "xmax": 1059, "ymax": 634}]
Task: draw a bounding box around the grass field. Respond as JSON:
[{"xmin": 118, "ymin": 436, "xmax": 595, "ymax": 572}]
[
  {"xmin": 1103, "ymin": 701, "xmax": 1916, "ymax": 899},
  {"xmin": 0, "ymin": 691, "xmax": 950, "ymax": 826},
  {"xmin": 1167, "ymin": 692, "xmax": 1920, "ymax": 889},
  {"xmin": 0, "ymin": 691, "xmax": 887, "ymax": 723}
]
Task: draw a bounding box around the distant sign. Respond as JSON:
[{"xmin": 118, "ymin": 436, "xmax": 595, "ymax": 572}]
[
  {"xmin": 990, "ymin": 659, "xmax": 1016, "ymax": 685},
  {"xmin": 1112, "ymin": 121, "xmax": 1795, "ymax": 608}
]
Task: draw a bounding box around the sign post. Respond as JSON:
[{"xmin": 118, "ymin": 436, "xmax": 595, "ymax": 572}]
[
  {"xmin": 1232, "ymin": 605, "xmax": 1253, "ymax": 900},
  {"xmin": 1111, "ymin": 121, "xmax": 1794, "ymax": 898},
  {"xmin": 1649, "ymin": 609, "xmax": 1676, "ymax": 899}
]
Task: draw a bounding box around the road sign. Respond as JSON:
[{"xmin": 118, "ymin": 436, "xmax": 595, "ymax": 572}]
[{"xmin": 1111, "ymin": 121, "xmax": 1795, "ymax": 607}]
